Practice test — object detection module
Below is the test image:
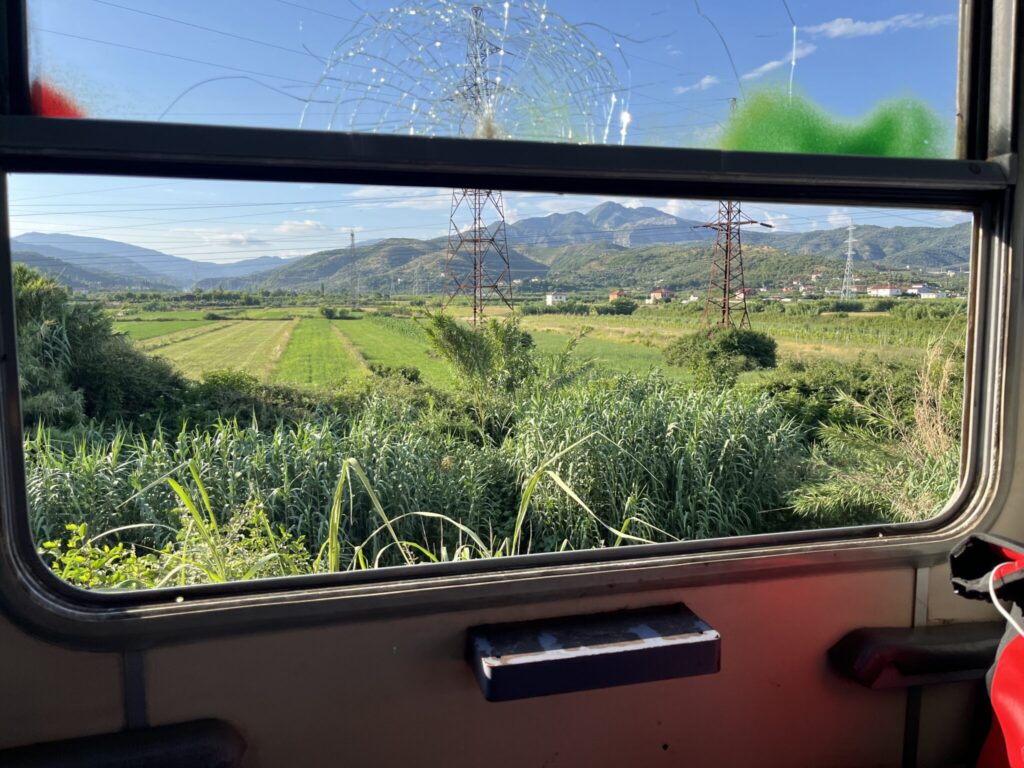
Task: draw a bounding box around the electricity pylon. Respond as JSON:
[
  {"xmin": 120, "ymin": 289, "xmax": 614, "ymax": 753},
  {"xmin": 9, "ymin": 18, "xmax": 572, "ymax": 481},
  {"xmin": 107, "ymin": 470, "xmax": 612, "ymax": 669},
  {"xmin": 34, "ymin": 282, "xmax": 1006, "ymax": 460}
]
[
  {"xmin": 840, "ymin": 223, "xmax": 856, "ymax": 300},
  {"xmin": 443, "ymin": 5, "xmax": 513, "ymax": 325},
  {"xmin": 700, "ymin": 201, "xmax": 773, "ymax": 329}
]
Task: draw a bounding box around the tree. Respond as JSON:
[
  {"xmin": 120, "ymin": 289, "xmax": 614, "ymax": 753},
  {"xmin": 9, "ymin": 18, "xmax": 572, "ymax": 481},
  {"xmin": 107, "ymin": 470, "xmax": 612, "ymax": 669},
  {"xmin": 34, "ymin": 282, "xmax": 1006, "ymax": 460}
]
[
  {"xmin": 665, "ymin": 327, "xmax": 777, "ymax": 388},
  {"xmin": 13, "ymin": 265, "xmax": 186, "ymax": 427},
  {"xmin": 422, "ymin": 314, "xmax": 536, "ymax": 393}
]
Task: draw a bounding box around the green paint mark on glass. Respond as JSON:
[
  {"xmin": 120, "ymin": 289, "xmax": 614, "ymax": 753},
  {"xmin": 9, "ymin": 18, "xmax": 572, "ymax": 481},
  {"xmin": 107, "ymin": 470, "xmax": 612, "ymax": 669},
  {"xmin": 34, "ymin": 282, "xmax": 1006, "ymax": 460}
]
[{"xmin": 719, "ymin": 90, "xmax": 948, "ymax": 159}]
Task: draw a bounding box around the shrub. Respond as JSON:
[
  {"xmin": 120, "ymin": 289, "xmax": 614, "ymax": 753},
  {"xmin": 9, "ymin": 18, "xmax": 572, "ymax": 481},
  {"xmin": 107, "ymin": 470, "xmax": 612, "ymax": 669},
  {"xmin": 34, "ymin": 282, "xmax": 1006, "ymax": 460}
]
[
  {"xmin": 664, "ymin": 327, "xmax": 778, "ymax": 388},
  {"xmin": 368, "ymin": 364, "xmax": 422, "ymax": 384},
  {"xmin": 594, "ymin": 299, "xmax": 639, "ymax": 316},
  {"xmin": 14, "ymin": 265, "xmax": 187, "ymax": 428},
  {"xmin": 754, "ymin": 356, "xmax": 921, "ymax": 432}
]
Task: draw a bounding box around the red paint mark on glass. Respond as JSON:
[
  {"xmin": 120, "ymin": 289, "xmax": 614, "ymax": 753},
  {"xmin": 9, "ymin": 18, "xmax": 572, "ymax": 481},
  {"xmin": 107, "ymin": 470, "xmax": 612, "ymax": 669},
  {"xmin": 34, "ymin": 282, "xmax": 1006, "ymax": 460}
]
[{"xmin": 31, "ymin": 80, "xmax": 85, "ymax": 118}]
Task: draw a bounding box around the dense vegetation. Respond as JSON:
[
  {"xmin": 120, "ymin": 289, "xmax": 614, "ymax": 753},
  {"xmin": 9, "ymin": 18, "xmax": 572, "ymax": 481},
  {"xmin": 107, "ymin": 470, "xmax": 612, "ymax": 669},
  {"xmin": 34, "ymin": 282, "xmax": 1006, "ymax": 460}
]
[{"xmin": 19, "ymin": 267, "xmax": 964, "ymax": 589}]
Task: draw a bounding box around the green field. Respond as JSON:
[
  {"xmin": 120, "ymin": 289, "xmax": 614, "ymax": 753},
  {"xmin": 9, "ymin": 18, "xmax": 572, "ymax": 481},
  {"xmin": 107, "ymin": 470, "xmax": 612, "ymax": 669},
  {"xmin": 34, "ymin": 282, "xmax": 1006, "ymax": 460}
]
[
  {"xmin": 153, "ymin": 320, "xmax": 294, "ymax": 380},
  {"xmin": 121, "ymin": 302, "xmax": 966, "ymax": 391},
  {"xmin": 114, "ymin": 319, "xmax": 214, "ymax": 341},
  {"xmin": 271, "ymin": 318, "xmax": 364, "ymax": 387},
  {"xmin": 529, "ymin": 330, "xmax": 685, "ymax": 378},
  {"xmin": 334, "ymin": 317, "xmax": 455, "ymax": 388}
]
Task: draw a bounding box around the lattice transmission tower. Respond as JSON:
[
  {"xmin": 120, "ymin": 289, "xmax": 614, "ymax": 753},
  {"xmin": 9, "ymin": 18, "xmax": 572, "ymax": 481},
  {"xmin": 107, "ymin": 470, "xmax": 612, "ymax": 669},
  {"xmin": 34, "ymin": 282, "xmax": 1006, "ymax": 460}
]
[
  {"xmin": 700, "ymin": 201, "xmax": 773, "ymax": 329},
  {"xmin": 840, "ymin": 223, "xmax": 856, "ymax": 300},
  {"xmin": 444, "ymin": 6, "xmax": 513, "ymax": 325}
]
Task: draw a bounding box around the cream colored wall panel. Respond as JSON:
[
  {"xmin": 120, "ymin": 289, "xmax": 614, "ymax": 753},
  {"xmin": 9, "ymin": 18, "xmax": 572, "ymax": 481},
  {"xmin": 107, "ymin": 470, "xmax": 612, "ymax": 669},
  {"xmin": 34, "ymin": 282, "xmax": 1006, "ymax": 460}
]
[
  {"xmin": 0, "ymin": 616, "xmax": 122, "ymax": 749},
  {"xmin": 146, "ymin": 567, "xmax": 912, "ymax": 768}
]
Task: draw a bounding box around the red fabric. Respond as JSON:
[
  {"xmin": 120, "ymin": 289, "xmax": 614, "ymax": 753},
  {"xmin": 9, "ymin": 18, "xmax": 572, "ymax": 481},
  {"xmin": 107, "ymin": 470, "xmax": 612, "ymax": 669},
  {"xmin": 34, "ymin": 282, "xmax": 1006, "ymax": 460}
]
[
  {"xmin": 980, "ymin": 635, "xmax": 1024, "ymax": 767},
  {"xmin": 996, "ymin": 547, "xmax": 1024, "ymax": 565},
  {"xmin": 30, "ymin": 80, "xmax": 85, "ymax": 117}
]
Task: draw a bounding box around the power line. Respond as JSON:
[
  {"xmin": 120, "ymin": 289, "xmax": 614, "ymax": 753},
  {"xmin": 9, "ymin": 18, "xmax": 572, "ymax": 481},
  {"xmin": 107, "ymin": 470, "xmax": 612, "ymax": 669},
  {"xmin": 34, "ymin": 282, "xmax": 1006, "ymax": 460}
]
[
  {"xmin": 34, "ymin": 28, "xmax": 316, "ymax": 86},
  {"xmin": 85, "ymin": 0, "xmax": 316, "ymax": 59}
]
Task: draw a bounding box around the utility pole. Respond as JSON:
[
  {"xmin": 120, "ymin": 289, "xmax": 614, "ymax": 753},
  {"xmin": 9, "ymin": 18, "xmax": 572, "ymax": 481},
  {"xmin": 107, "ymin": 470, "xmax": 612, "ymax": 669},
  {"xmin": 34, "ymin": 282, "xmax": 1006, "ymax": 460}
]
[
  {"xmin": 699, "ymin": 201, "xmax": 773, "ymax": 329},
  {"xmin": 350, "ymin": 230, "xmax": 357, "ymax": 299},
  {"xmin": 840, "ymin": 223, "xmax": 856, "ymax": 300},
  {"xmin": 443, "ymin": 5, "xmax": 513, "ymax": 325}
]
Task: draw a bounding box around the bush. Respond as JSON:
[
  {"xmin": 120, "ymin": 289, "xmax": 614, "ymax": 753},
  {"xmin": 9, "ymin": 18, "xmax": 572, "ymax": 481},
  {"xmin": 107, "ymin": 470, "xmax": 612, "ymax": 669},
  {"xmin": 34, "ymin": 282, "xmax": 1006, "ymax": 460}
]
[
  {"xmin": 368, "ymin": 364, "xmax": 422, "ymax": 384},
  {"xmin": 664, "ymin": 327, "xmax": 778, "ymax": 388},
  {"xmin": 594, "ymin": 298, "xmax": 638, "ymax": 316},
  {"xmin": 755, "ymin": 356, "xmax": 919, "ymax": 432},
  {"xmin": 319, "ymin": 306, "xmax": 336, "ymax": 319},
  {"xmin": 14, "ymin": 265, "xmax": 187, "ymax": 428}
]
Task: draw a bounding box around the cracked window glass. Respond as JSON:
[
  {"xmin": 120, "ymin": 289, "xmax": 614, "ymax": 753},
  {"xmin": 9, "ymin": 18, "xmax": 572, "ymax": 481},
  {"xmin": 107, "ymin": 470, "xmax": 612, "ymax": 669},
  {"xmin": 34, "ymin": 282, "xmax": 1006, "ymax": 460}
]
[{"xmin": 26, "ymin": 0, "xmax": 960, "ymax": 157}]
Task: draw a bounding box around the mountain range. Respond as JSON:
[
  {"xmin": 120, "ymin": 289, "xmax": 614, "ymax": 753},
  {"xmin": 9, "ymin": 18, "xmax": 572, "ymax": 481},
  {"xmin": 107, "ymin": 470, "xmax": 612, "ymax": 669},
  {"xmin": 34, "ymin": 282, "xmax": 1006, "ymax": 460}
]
[
  {"xmin": 9, "ymin": 203, "xmax": 972, "ymax": 294},
  {"xmin": 10, "ymin": 232, "xmax": 290, "ymax": 290}
]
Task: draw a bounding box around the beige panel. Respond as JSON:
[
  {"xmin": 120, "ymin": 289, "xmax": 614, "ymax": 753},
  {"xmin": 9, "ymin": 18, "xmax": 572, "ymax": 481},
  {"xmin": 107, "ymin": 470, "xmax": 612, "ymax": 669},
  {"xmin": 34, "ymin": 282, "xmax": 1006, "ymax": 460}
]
[
  {"xmin": 917, "ymin": 681, "xmax": 989, "ymax": 768},
  {"xmin": 928, "ymin": 561, "xmax": 999, "ymax": 625},
  {"xmin": 0, "ymin": 615, "xmax": 123, "ymax": 749},
  {"xmin": 147, "ymin": 567, "xmax": 912, "ymax": 768}
]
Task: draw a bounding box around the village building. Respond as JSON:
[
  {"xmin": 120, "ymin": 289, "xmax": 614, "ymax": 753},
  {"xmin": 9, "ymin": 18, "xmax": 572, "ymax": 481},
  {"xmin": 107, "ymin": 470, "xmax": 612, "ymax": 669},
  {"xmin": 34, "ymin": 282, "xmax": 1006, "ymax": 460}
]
[
  {"xmin": 545, "ymin": 292, "xmax": 568, "ymax": 306},
  {"xmin": 647, "ymin": 288, "xmax": 675, "ymax": 304},
  {"xmin": 906, "ymin": 282, "xmax": 943, "ymax": 296},
  {"xmin": 608, "ymin": 289, "xmax": 627, "ymax": 302},
  {"xmin": 868, "ymin": 285, "xmax": 904, "ymax": 297}
]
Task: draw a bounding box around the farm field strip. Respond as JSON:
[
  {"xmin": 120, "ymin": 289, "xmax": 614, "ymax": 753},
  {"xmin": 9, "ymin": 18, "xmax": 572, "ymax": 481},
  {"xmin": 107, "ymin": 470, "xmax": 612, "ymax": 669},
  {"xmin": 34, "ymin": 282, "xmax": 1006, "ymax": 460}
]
[
  {"xmin": 336, "ymin": 318, "xmax": 453, "ymax": 387},
  {"xmin": 114, "ymin": 319, "xmax": 215, "ymax": 341},
  {"xmin": 270, "ymin": 318, "xmax": 362, "ymax": 387},
  {"xmin": 520, "ymin": 312, "xmax": 950, "ymax": 361},
  {"xmin": 528, "ymin": 330, "xmax": 687, "ymax": 379},
  {"xmin": 121, "ymin": 309, "xmax": 247, "ymax": 321},
  {"xmin": 329, "ymin": 323, "xmax": 369, "ymax": 371},
  {"xmin": 153, "ymin": 320, "xmax": 294, "ymax": 380},
  {"xmin": 266, "ymin": 318, "xmax": 300, "ymax": 379},
  {"xmin": 136, "ymin": 321, "xmax": 239, "ymax": 351}
]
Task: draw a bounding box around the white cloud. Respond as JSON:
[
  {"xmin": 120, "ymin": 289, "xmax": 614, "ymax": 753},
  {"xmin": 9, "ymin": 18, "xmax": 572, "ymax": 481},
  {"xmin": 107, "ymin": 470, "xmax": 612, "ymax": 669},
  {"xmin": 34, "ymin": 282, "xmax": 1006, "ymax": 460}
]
[
  {"xmin": 673, "ymin": 75, "xmax": 719, "ymax": 95},
  {"xmin": 742, "ymin": 42, "xmax": 816, "ymax": 81},
  {"xmin": 273, "ymin": 219, "xmax": 333, "ymax": 235},
  {"xmin": 803, "ymin": 13, "xmax": 955, "ymax": 39},
  {"xmin": 827, "ymin": 209, "xmax": 853, "ymax": 228},
  {"xmin": 175, "ymin": 228, "xmax": 267, "ymax": 247},
  {"xmin": 748, "ymin": 208, "xmax": 791, "ymax": 230},
  {"xmin": 347, "ymin": 185, "xmax": 450, "ymax": 210},
  {"xmin": 663, "ymin": 199, "xmax": 716, "ymax": 221}
]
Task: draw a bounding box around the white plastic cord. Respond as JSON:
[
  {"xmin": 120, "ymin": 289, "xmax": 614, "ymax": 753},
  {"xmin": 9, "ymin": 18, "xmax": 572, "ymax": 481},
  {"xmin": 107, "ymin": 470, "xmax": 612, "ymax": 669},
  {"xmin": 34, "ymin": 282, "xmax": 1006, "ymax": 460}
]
[{"xmin": 989, "ymin": 562, "xmax": 1024, "ymax": 639}]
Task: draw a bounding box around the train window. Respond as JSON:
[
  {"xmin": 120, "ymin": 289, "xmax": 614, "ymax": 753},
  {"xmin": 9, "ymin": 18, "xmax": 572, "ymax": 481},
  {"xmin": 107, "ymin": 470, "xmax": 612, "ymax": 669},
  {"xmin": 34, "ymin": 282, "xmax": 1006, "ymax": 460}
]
[
  {"xmin": 6, "ymin": 175, "xmax": 976, "ymax": 589},
  {"xmin": 0, "ymin": 0, "xmax": 1011, "ymax": 644},
  {"xmin": 24, "ymin": 0, "xmax": 963, "ymax": 158}
]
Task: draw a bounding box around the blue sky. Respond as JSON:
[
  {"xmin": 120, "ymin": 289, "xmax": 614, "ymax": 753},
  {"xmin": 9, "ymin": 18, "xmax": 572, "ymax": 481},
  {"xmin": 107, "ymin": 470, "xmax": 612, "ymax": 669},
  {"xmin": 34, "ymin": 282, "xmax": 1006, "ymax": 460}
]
[{"xmin": 9, "ymin": 0, "xmax": 967, "ymax": 263}]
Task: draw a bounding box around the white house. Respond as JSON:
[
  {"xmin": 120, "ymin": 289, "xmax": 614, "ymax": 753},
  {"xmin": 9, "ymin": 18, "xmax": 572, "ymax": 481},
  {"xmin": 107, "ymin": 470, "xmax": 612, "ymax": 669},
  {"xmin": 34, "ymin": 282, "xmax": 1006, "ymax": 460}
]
[
  {"xmin": 919, "ymin": 290, "xmax": 948, "ymax": 299},
  {"xmin": 545, "ymin": 292, "xmax": 568, "ymax": 306},
  {"xmin": 906, "ymin": 283, "xmax": 942, "ymax": 296},
  {"xmin": 868, "ymin": 285, "xmax": 903, "ymax": 297}
]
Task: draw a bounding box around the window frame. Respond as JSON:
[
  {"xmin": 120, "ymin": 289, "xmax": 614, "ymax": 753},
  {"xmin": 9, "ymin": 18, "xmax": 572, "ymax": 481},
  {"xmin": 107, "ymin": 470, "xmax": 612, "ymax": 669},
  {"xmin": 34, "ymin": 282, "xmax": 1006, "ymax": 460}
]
[{"xmin": 0, "ymin": 0, "xmax": 1017, "ymax": 650}]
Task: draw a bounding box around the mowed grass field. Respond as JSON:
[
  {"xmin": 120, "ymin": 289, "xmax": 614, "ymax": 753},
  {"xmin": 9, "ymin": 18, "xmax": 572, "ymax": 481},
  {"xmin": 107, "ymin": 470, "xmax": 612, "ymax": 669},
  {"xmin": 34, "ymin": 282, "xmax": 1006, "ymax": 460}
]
[
  {"xmin": 271, "ymin": 318, "xmax": 364, "ymax": 386},
  {"xmin": 114, "ymin": 319, "xmax": 214, "ymax": 341},
  {"xmin": 119, "ymin": 305, "xmax": 959, "ymax": 390},
  {"xmin": 334, "ymin": 318, "xmax": 455, "ymax": 388},
  {"xmin": 125, "ymin": 315, "xmax": 460, "ymax": 388},
  {"xmin": 152, "ymin": 320, "xmax": 295, "ymax": 380}
]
